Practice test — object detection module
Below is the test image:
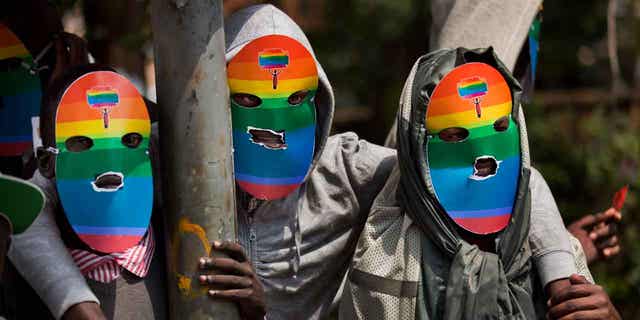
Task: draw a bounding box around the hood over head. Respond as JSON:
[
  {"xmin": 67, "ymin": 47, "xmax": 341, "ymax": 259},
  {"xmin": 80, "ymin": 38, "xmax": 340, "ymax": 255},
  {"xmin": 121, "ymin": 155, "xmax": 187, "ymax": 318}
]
[
  {"xmin": 225, "ymin": 5, "xmax": 334, "ymax": 200},
  {"xmin": 395, "ymin": 47, "xmax": 536, "ymax": 318}
]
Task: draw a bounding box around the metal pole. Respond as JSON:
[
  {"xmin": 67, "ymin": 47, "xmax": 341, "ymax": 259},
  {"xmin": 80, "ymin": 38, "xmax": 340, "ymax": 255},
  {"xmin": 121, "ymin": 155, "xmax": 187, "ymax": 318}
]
[{"xmin": 150, "ymin": 1, "xmax": 239, "ymax": 319}]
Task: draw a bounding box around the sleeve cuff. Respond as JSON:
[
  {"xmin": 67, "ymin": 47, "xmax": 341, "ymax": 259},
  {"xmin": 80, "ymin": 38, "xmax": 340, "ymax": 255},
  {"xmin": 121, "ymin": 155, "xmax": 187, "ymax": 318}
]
[
  {"xmin": 535, "ymin": 250, "xmax": 578, "ymax": 286},
  {"xmin": 52, "ymin": 286, "xmax": 100, "ymax": 320}
]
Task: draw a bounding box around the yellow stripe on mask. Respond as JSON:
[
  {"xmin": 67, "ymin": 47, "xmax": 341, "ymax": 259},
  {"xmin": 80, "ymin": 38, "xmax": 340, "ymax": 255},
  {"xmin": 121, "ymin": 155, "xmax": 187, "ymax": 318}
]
[
  {"xmin": 426, "ymin": 101, "xmax": 512, "ymax": 132},
  {"xmin": 228, "ymin": 76, "xmax": 318, "ymax": 98},
  {"xmin": 0, "ymin": 45, "xmax": 29, "ymax": 60},
  {"xmin": 56, "ymin": 119, "xmax": 151, "ymax": 141}
]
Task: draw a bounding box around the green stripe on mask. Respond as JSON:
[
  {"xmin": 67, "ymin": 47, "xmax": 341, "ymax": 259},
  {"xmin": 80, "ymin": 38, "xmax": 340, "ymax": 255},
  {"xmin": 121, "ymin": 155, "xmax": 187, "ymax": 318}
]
[
  {"xmin": 57, "ymin": 137, "xmax": 150, "ymax": 152},
  {"xmin": 427, "ymin": 121, "xmax": 520, "ymax": 168},
  {"xmin": 56, "ymin": 148, "xmax": 152, "ymax": 179},
  {"xmin": 232, "ymin": 100, "xmax": 315, "ymax": 132},
  {"xmin": 255, "ymin": 89, "xmax": 316, "ymax": 109}
]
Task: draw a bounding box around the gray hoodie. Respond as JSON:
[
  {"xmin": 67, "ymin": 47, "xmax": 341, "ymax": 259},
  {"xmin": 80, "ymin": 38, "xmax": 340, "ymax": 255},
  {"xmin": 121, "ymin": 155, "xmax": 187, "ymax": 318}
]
[{"xmin": 225, "ymin": 5, "xmax": 396, "ymax": 319}]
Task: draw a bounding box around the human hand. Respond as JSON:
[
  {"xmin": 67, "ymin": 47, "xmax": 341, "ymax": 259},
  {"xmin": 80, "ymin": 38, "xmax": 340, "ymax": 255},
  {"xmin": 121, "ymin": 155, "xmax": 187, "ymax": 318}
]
[
  {"xmin": 49, "ymin": 32, "xmax": 89, "ymax": 86},
  {"xmin": 62, "ymin": 302, "xmax": 106, "ymax": 320},
  {"xmin": 547, "ymin": 274, "xmax": 620, "ymax": 320},
  {"xmin": 567, "ymin": 208, "xmax": 621, "ymax": 264},
  {"xmin": 198, "ymin": 241, "xmax": 266, "ymax": 320}
]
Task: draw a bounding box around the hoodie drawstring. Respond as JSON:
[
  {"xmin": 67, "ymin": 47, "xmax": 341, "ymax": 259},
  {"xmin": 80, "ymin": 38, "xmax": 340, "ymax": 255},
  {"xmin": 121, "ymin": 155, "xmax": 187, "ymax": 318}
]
[{"xmin": 291, "ymin": 185, "xmax": 306, "ymax": 278}]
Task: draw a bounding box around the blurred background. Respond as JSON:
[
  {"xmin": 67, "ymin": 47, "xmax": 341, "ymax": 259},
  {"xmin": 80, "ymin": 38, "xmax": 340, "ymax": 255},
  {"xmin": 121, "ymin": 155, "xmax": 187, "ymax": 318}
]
[{"xmin": 49, "ymin": 0, "xmax": 640, "ymax": 317}]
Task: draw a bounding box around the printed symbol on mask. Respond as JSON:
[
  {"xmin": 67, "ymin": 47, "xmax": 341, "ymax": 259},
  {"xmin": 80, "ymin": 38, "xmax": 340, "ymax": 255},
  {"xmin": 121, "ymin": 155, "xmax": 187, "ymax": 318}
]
[
  {"xmin": 259, "ymin": 48, "xmax": 289, "ymax": 89},
  {"xmin": 457, "ymin": 77, "xmax": 488, "ymax": 118},
  {"xmin": 86, "ymin": 86, "xmax": 119, "ymax": 128},
  {"xmin": 247, "ymin": 126, "xmax": 287, "ymax": 150}
]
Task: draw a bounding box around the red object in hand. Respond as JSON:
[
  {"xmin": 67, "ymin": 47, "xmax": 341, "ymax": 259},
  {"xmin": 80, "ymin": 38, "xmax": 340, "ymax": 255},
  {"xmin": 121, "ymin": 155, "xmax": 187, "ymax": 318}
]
[{"xmin": 612, "ymin": 185, "xmax": 629, "ymax": 211}]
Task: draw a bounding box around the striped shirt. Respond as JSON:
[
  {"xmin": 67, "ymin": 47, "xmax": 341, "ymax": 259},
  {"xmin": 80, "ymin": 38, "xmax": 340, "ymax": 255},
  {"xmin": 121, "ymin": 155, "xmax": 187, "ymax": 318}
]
[{"xmin": 70, "ymin": 227, "xmax": 155, "ymax": 283}]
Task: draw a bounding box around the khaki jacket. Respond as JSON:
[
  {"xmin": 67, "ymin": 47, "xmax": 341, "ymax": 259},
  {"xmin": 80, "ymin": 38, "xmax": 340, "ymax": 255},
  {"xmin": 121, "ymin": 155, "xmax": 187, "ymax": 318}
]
[{"xmin": 340, "ymin": 167, "xmax": 593, "ymax": 320}]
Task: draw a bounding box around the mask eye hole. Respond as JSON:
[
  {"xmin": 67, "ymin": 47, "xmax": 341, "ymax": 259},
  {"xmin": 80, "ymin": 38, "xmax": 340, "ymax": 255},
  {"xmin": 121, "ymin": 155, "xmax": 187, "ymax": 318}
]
[
  {"xmin": 287, "ymin": 90, "xmax": 309, "ymax": 106},
  {"xmin": 122, "ymin": 132, "xmax": 143, "ymax": 148},
  {"xmin": 231, "ymin": 93, "xmax": 262, "ymax": 108},
  {"xmin": 438, "ymin": 127, "xmax": 469, "ymax": 142},
  {"xmin": 65, "ymin": 136, "xmax": 94, "ymax": 152},
  {"xmin": 493, "ymin": 116, "xmax": 510, "ymax": 132}
]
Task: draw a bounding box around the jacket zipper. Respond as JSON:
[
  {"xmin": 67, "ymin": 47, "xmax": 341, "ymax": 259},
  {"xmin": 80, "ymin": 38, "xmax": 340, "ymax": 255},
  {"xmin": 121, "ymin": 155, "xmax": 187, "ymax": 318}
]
[{"xmin": 246, "ymin": 198, "xmax": 259, "ymax": 267}]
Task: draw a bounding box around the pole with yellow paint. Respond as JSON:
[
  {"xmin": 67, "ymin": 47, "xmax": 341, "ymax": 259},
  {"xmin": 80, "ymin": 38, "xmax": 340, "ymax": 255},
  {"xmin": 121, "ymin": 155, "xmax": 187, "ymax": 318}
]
[{"xmin": 150, "ymin": 0, "xmax": 239, "ymax": 318}]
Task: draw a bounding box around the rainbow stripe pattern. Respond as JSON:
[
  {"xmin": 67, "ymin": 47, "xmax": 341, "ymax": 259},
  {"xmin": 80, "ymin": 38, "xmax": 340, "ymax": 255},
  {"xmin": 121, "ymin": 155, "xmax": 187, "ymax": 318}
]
[
  {"xmin": 87, "ymin": 86, "xmax": 119, "ymax": 128},
  {"xmin": 458, "ymin": 76, "xmax": 488, "ymax": 99},
  {"xmin": 0, "ymin": 24, "xmax": 42, "ymax": 156},
  {"xmin": 259, "ymin": 49, "xmax": 289, "ymax": 69},
  {"xmin": 227, "ymin": 35, "xmax": 318, "ymax": 200},
  {"xmin": 55, "ymin": 71, "xmax": 153, "ymax": 253},
  {"xmin": 87, "ymin": 87, "xmax": 119, "ymax": 108},
  {"xmin": 425, "ymin": 62, "xmax": 520, "ymax": 234}
]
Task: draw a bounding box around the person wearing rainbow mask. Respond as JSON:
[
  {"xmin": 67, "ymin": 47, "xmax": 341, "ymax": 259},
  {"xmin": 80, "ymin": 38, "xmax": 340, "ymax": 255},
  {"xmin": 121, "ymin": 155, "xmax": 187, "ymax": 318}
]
[
  {"xmin": 228, "ymin": 34, "xmax": 318, "ymax": 201},
  {"xmin": 340, "ymin": 48, "xmax": 620, "ymax": 320},
  {"xmin": 8, "ymin": 64, "xmax": 167, "ymax": 320},
  {"xmin": 193, "ymin": 6, "xmax": 397, "ymax": 319}
]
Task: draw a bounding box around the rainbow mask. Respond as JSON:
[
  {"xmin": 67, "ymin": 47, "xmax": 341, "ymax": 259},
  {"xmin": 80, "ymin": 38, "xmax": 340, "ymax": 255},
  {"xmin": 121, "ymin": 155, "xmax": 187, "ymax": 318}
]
[
  {"xmin": 0, "ymin": 24, "xmax": 42, "ymax": 156},
  {"xmin": 227, "ymin": 35, "xmax": 318, "ymax": 200},
  {"xmin": 425, "ymin": 62, "xmax": 520, "ymax": 234},
  {"xmin": 55, "ymin": 71, "xmax": 153, "ymax": 253}
]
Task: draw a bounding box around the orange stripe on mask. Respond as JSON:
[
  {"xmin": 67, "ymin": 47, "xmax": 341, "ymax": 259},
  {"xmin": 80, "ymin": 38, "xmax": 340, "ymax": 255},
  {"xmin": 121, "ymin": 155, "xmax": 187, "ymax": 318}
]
[
  {"xmin": 427, "ymin": 82, "xmax": 512, "ymax": 117},
  {"xmin": 228, "ymin": 57, "xmax": 317, "ymax": 81},
  {"xmin": 58, "ymin": 72, "xmax": 144, "ymax": 106},
  {"xmin": 56, "ymin": 97, "xmax": 149, "ymax": 123},
  {"xmin": 0, "ymin": 25, "xmax": 23, "ymax": 48},
  {"xmin": 230, "ymin": 35, "xmax": 314, "ymax": 63},
  {"xmin": 428, "ymin": 64, "xmax": 510, "ymax": 98}
]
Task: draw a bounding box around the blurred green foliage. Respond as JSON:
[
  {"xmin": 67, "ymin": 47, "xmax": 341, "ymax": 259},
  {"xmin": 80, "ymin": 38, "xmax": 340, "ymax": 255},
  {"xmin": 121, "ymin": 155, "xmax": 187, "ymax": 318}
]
[
  {"xmin": 527, "ymin": 102, "xmax": 640, "ymax": 318},
  {"xmin": 529, "ymin": 1, "xmax": 640, "ymax": 318}
]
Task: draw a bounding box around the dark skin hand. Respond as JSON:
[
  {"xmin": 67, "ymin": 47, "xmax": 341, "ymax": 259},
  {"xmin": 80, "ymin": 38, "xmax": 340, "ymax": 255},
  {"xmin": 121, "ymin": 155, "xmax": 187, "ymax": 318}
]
[
  {"xmin": 62, "ymin": 302, "xmax": 106, "ymax": 320},
  {"xmin": 199, "ymin": 241, "xmax": 266, "ymax": 320},
  {"xmin": 546, "ymin": 278, "xmax": 571, "ymax": 302},
  {"xmin": 50, "ymin": 32, "xmax": 89, "ymax": 86},
  {"xmin": 547, "ymin": 274, "xmax": 621, "ymax": 320},
  {"xmin": 567, "ymin": 208, "xmax": 622, "ymax": 265}
]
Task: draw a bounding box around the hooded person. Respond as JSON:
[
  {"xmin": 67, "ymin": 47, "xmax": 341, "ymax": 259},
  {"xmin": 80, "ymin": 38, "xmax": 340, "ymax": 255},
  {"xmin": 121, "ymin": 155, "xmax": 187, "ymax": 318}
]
[
  {"xmin": 339, "ymin": 48, "xmax": 621, "ymax": 320},
  {"xmin": 7, "ymin": 64, "xmax": 168, "ymax": 320},
  {"xmin": 385, "ymin": 0, "xmax": 623, "ymax": 267},
  {"xmin": 194, "ymin": 5, "xmax": 397, "ymax": 319}
]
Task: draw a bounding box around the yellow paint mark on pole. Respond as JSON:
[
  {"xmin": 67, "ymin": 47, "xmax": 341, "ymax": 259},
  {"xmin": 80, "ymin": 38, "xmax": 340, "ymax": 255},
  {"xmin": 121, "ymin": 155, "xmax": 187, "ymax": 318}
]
[{"xmin": 172, "ymin": 216, "xmax": 213, "ymax": 298}]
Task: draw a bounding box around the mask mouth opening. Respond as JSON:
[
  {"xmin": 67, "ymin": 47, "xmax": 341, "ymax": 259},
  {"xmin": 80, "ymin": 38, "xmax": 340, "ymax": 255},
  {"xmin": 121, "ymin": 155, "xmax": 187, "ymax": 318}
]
[
  {"xmin": 92, "ymin": 172, "xmax": 124, "ymax": 192},
  {"xmin": 470, "ymin": 156, "xmax": 499, "ymax": 180},
  {"xmin": 247, "ymin": 126, "xmax": 287, "ymax": 150}
]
